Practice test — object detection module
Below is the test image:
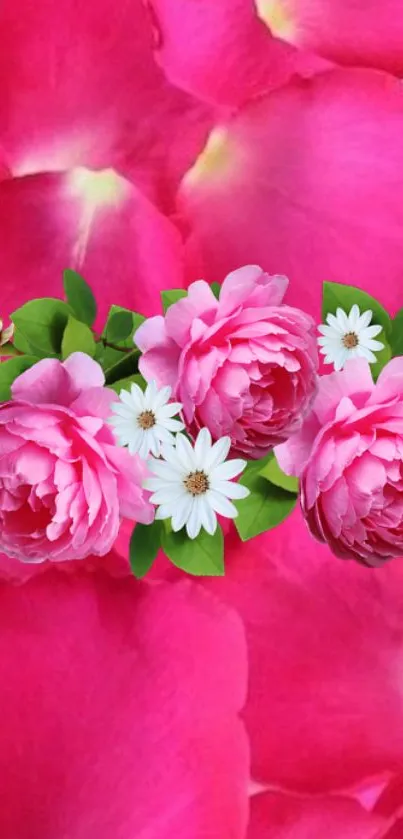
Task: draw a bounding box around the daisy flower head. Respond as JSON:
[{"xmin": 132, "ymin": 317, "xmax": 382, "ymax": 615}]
[
  {"xmin": 108, "ymin": 379, "xmax": 184, "ymax": 460},
  {"xmin": 318, "ymin": 305, "xmax": 384, "ymax": 371},
  {"xmin": 144, "ymin": 428, "xmax": 250, "ymax": 540}
]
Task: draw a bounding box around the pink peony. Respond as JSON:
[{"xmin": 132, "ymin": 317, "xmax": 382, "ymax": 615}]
[
  {"xmin": 0, "ymin": 352, "xmax": 153, "ymax": 563},
  {"xmin": 277, "ymin": 357, "xmax": 403, "ymax": 567},
  {"xmin": 136, "ymin": 265, "xmax": 318, "ymax": 458}
]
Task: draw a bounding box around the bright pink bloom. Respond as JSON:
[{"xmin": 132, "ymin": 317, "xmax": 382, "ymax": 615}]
[
  {"xmin": 195, "ymin": 508, "xmax": 403, "ymax": 794},
  {"xmin": 0, "ymin": 570, "xmax": 249, "ymax": 838},
  {"xmin": 248, "ymin": 790, "xmax": 386, "ymax": 839},
  {"xmin": 178, "ymin": 69, "xmax": 403, "ymax": 322},
  {"xmin": 0, "ymin": 353, "xmax": 153, "ymax": 563},
  {"xmin": 256, "ymin": 0, "xmax": 403, "ymax": 77},
  {"xmin": 147, "ymin": 0, "xmax": 326, "ymax": 108},
  {"xmin": 136, "ymin": 266, "xmax": 318, "ymax": 458},
  {"xmin": 277, "ymin": 357, "xmax": 403, "ymax": 566}
]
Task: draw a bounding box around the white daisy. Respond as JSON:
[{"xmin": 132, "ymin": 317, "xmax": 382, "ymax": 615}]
[
  {"xmin": 318, "ymin": 305, "xmax": 384, "ymax": 371},
  {"xmin": 144, "ymin": 428, "xmax": 250, "ymax": 540},
  {"xmin": 108, "ymin": 379, "xmax": 184, "ymax": 459}
]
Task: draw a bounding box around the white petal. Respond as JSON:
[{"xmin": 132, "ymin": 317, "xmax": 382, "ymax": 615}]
[
  {"xmin": 155, "ymin": 503, "xmax": 176, "ymax": 520},
  {"xmin": 348, "ymin": 304, "xmax": 360, "ymax": 329},
  {"xmin": 149, "ymin": 430, "xmax": 162, "ymax": 458},
  {"xmin": 356, "ymin": 309, "xmax": 373, "ymax": 330},
  {"xmin": 336, "ymin": 308, "xmax": 350, "ymax": 331},
  {"xmin": 198, "ymin": 496, "xmax": 217, "ymax": 535},
  {"xmin": 171, "ymin": 495, "xmax": 193, "ymax": 532},
  {"xmin": 160, "ymin": 418, "xmax": 185, "ymax": 433},
  {"xmin": 194, "ymin": 428, "xmax": 212, "ymax": 468},
  {"xmin": 318, "ymin": 324, "xmax": 337, "ymax": 336},
  {"xmin": 150, "ymin": 487, "xmax": 185, "ymax": 505},
  {"xmin": 138, "ymin": 432, "xmax": 151, "ymax": 460},
  {"xmin": 357, "ymin": 346, "xmax": 377, "ymax": 363},
  {"xmin": 210, "ymin": 479, "xmax": 250, "ymax": 500},
  {"xmin": 158, "ymin": 401, "xmax": 183, "ymax": 417},
  {"xmin": 326, "ymin": 313, "xmax": 344, "ymax": 333},
  {"xmin": 110, "ymin": 403, "xmax": 136, "ymax": 419},
  {"xmin": 175, "ymin": 433, "xmax": 197, "ymax": 472},
  {"xmin": 207, "ymin": 490, "xmax": 238, "ymax": 519},
  {"xmin": 155, "ymin": 425, "xmax": 175, "ymax": 444},
  {"xmin": 144, "ymin": 379, "xmax": 158, "ymax": 408},
  {"xmin": 147, "ymin": 459, "xmax": 182, "ymax": 481},
  {"xmin": 186, "ymin": 499, "xmax": 203, "ymax": 539},
  {"xmin": 153, "ymin": 385, "xmax": 172, "ymax": 410},
  {"xmin": 143, "ymin": 477, "xmax": 168, "ymax": 491},
  {"xmin": 362, "ymin": 339, "xmax": 384, "ymax": 351},
  {"xmin": 361, "ymin": 324, "xmax": 383, "ymax": 339},
  {"xmin": 205, "ymin": 436, "xmax": 231, "ymax": 472},
  {"xmin": 212, "ymin": 459, "xmax": 247, "ymax": 481},
  {"xmin": 160, "ymin": 442, "xmax": 189, "ymax": 474}
]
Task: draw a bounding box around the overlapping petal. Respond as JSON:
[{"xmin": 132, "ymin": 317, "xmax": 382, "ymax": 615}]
[
  {"xmin": 0, "ymin": 571, "xmax": 249, "ymax": 838},
  {"xmin": 199, "ymin": 508, "xmax": 403, "ymax": 793},
  {"xmin": 0, "ymin": 170, "xmax": 186, "ymax": 325},
  {"xmin": 179, "ymin": 68, "xmax": 403, "ymax": 321},
  {"xmin": 256, "ymin": 0, "xmax": 403, "ymax": 76},
  {"xmin": 248, "ymin": 791, "xmax": 387, "ymax": 839},
  {"xmin": 147, "ymin": 0, "xmax": 326, "ymax": 108},
  {"xmin": 0, "ymin": 0, "xmax": 213, "ymax": 205}
]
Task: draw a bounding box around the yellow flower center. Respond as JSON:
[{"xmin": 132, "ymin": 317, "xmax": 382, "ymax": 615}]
[
  {"xmin": 342, "ymin": 332, "xmax": 359, "ymax": 349},
  {"xmin": 184, "ymin": 471, "xmax": 210, "ymax": 496},
  {"xmin": 137, "ymin": 410, "xmax": 156, "ymax": 430}
]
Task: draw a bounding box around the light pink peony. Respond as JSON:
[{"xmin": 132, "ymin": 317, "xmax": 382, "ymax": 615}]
[
  {"xmin": 135, "ymin": 265, "xmax": 318, "ymax": 458},
  {"xmin": 277, "ymin": 357, "xmax": 403, "ymax": 567},
  {"xmin": 0, "ymin": 352, "xmax": 153, "ymax": 563}
]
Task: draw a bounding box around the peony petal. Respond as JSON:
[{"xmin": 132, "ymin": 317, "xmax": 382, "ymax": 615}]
[
  {"xmin": 148, "ymin": 0, "xmax": 327, "ymax": 108},
  {"xmin": 0, "ymin": 0, "xmax": 213, "ymax": 206},
  {"xmin": 0, "ymin": 172, "xmax": 187, "ymax": 326},
  {"xmin": 199, "ymin": 507, "xmax": 403, "ymax": 793},
  {"xmin": 256, "ymin": 0, "xmax": 403, "ymax": 77},
  {"xmin": 179, "ymin": 69, "xmax": 403, "ymax": 321},
  {"xmin": 0, "ymin": 571, "xmax": 249, "ymax": 838},
  {"xmin": 248, "ymin": 790, "xmax": 387, "ymax": 839},
  {"xmin": 11, "ymin": 359, "xmax": 75, "ymax": 405}
]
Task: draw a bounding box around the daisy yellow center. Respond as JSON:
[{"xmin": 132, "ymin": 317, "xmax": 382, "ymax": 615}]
[
  {"xmin": 184, "ymin": 471, "xmax": 210, "ymax": 496},
  {"xmin": 342, "ymin": 332, "xmax": 359, "ymax": 349},
  {"xmin": 137, "ymin": 410, "xmax": 156, "ymax": 430}
]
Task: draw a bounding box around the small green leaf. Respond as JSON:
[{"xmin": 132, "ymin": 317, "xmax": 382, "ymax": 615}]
[
  {"xmin": 210, "ymin": 282, "xmax": 221, "ymax": 299},
  {"xmin": 322, "ymin": 281, "xmax": 392, "ymax": 378},
  {"xmin": 0, "ymin": 356, "xmax": 38, "ymax": 400},
  {"xmin": 104, "ymin": 350, "xmax": 140, "ymax": 385},
  {"xmin": 103, "ymin": 305, "xmax": 145, "ymax": 347},
  {"xmin": 161, "ymin": 289, "xmax": 187, "ymax": 312},
  {"xmin": 11, "ymin": 298, "xmax": 71, "ymax": 356},
  {"xmin": 391, "ymin": 308, "xmax": 403, "ymax": 357},
  {"xmin": 259, "ymin": 453, "xmax": 299, "ymax": 494},
  {"xmin": 129, "ymin": 521, "xmax": 161, "ymax": 579},
  {"xmin": 108, "ymin": 373, "xmax": 147, "ymax": 395},
  {"xmin": 11, "ymin": 329, "xmax": 38, "ymax": 355},
  {"xmin": 161, "ymin": 522, "xmax": 224, "ymax": 576},
  {"xmin": 63, "ymin": 269, "xmax": 97, "ymax": 326},
  {"xmin": 235, "ymin": 459, "xmax": 297, "ymax": 541},
  {"xmin": 61, "ymin": 316, "xmax": 96, "ymax": 360}
]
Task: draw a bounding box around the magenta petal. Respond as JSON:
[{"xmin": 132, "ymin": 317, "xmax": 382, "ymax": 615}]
[
  {"xmin": 12, "ymin": 359, "xmax": 74, "ymax": 405},
  {"xmin": 179, "ymin": 69, "xmax": 403, "ymax": 320},
  {"xmin": 148, "ymin": 0, "xmax": 327, "ymax": 108},
  {"xmin": 200, "ymin": 508, "xmax": 403, "ymax": 793},
  {"xmin": 0, "ymin": 0, "xmax": 213, "ymax": 204},
  {"xmin": 0, "ymin": 172, "xmax": 187, "ymax": 325},
  {"xmin": 0, "ymin": 572, "xmax": 249, "ymax": 838},
  {"xmin": 248, "ymin": 791, "xmax": 386, "ymax": 839}
]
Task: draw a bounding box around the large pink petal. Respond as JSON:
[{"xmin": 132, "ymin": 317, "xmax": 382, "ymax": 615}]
[
  {"xmin": 256, "ymin": 0, "xmax": 403, "ymax": 77},
  {"xmin": 179, "ymin": 69, "xmax": 403, "ymax": 321},
  {"xmin": 0, "ymin": 171, "xmax": 186, "ymax": 325},
  {"xmin": 148, "ymin": 0, "xmax": 327, "ymax": 108},
  {"xmin": 0, "ymin": 571, "xmax": 249, "ymax": 838},
  {"xmin": 0, "ymin": 0, "xmax": 212, "ymax": 206},
  {"xmin": 248, "ymin": 791, "xmax": 386, "ymax": 839},
  {"xmin": 199, "ymin": 507, "xmax": 403, "ymax": 793}
]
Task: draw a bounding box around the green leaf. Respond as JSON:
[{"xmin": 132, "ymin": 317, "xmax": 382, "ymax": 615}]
[
  {"xmin": 108, "ymin": 373, "xmax": 147, "ymax": 395},
  {"xmin": 103, "ymin": 305, "xmax": 145, "ymax": 347},
  {"xmin": 63, "ymin": 269, "xmax": 97, "ymax": 326},
  {"xmin": 235, "ymin": 459, "xmax": 297, "ymax": 541},
  {"xmin": 104, "ymin": 350, "xmax": 140, "ymax": 385},
  {"xmin": 61, "ymin": 316, "xmax": 96, "ymax": 360},
  {"xmin": 11, "ymin": 298, "xmax": 71, "ymax": 356},
  {"xmin": 161, "ymin": 522, "xmax": 224, "ymax": 576},
  {"xmin": 391, "ymin": 308, "xmax": 403, "ymax": 357},
  {"xmin": 322, "ymin": 281, "xmax": 392, "ymax": 378},
  {"xmin": 11, "ymin": 329, "xmax": 37, "ymax": 355},
  {"xmin": 161, "ymin": 289, "xmax": 187, "ymax": 312},
  {"xmin": 210, "ymin": 282, "xmax": 221, "ymax": 299},
  {"xmin": 259, "ymin": 453, "xmax": 299, "ymax": 494},
  {"xmin": 129, "ymin": 521, "xmax": 161, "ymax": 579},
  {"xmin": 0, "ymin": 356, "xmax": 38, "ymax": 400}
]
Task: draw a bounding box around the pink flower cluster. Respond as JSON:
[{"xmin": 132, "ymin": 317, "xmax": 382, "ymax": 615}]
[
  {"xmin": 0, "ymin": 353, "xmax": 152, "ymax": 563},
  {"xmin": 2, "ymin": 1, "xmax": 403, "ymax": 838},
  {"xmin": 136, "ymin": 266, "xmax": 318, "ymax": 458}
]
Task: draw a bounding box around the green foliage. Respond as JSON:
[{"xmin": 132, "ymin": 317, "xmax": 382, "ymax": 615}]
[
  {"xmin": 235, "ymin": 457, "xmax": 297, "ymax": 541},
  {"xmin": 129, "ymin": 521, "xmax": 161, "ymax": 578},
  {"xmin": 161, "ymin": 521, "xmax": 224, "ymax": 576},
  {"xmin": 61, "ymin": 316, "xmax": 96, "ymax": 359},
  {"xmin": 161, "ymin": 289, "xmax": 187, "ymax": 312},
  {"xmin": 0, "ymin": 356, "xmax": 38, "ymax": 400},
  {"xmin": 11, "ymin": 298, "xmax": 71, "ymax": 357},
  {"xmin": 63, "ymin": 269, "xmax": 97, "ymax": 326}
]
